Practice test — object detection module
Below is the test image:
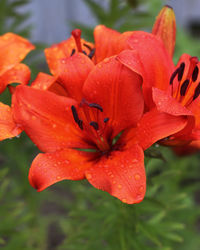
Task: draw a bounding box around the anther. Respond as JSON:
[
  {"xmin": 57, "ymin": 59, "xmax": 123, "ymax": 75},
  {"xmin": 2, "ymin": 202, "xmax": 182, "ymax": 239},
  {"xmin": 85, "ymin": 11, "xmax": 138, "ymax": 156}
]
[
  {"xmin": 71, "ymin": 105, "xmax": 79, "ymax": 123},
  {"xmin": 178, "ymin": 62, "xmax": 185, "ymax": 81},
  {"xmin": 89, "ymin": 103, "xmax": 103, "ymax": 112},
  {"xmin": 104, "ymin": 118, "xmax": 109, "ymax": 123},
  {"xmin": 88, "ymin": 48, "xmax": 95, "ymax": 59},
  {"xmin": 82, "ymin": 50, "xmax": 87, "ymax": 55},
  {"xmin": 71, "ymin": 105, "xmax": 83, "ymax": 130},
  {"xmin": 71, "ymin": 49, "xmax": 76, "ymax": 56},
  {"xmin": 170, "ymin": 67, "xmax": 180, "ymax": 85},
  {"xmin": 193, "ymin": 82, "xmax": 200, "ymax": 100},
  {"xmin": 90, "ymin": 121, "xmax": 99, "ymax": 130},
  {"xmin": 83, "ymin": 43, "xmax": 92, "ymax": 51},
  {"xmin": 180, "ymin": 79, "xmax": 190, "ymax": 96},
  {"xmin": 192, "ymin": 66, "xmax": 199, "ymax": 82}
]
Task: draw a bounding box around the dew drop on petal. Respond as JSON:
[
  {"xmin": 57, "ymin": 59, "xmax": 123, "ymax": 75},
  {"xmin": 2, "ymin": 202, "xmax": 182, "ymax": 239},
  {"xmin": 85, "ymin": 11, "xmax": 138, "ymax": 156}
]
[
  {"xmin": 65, "ymin": 160, "xmax": 70, "ymax": 164},
  {"xmin": 139, "ymin": 186, "xmax": 144, "ymax": 192},
  {"xmin": 56, "ymin": 176, "xmax": 61, "ymax": 180},
  {"xmin": 122, "ymin": 198, "xmax": 127, "ymax": 203},
  {"xmin": 118, "ymin": 184, "xmax": 122, "ymax": 189},
  {"xmin": 134, "ymin": 174, "xmax": 141, "ymax": 180}
]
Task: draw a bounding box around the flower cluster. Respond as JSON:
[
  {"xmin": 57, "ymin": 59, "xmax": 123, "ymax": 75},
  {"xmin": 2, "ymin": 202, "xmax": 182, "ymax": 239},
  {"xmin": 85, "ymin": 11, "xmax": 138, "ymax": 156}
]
[{"xmin": 1, "ymin": 6, "xmax": 200, "ymax": 204}]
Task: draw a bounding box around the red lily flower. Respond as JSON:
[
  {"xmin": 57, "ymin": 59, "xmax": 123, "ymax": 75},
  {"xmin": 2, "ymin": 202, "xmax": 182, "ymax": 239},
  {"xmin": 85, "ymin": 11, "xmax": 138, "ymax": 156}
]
[
  {"xmin": 0, "ymin": 33, "xmax": 34, "ymax": 140},
  {"xmin": 12, "ymin": 55, "xmax": 185, "ymax": 203},
  {"xmin": 117, "ymin": 10, "xmax": 200, "ymax": 151},
  {"xmin": 43, "ymin": 6, "xmax": 175, "ymax": 106}
]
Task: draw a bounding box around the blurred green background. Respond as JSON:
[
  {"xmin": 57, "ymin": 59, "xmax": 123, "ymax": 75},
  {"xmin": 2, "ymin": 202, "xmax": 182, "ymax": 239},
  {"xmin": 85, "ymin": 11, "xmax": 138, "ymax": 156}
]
[{"xmin": 0, "ymin": 0, "xmax": 200, "ymax": 249}]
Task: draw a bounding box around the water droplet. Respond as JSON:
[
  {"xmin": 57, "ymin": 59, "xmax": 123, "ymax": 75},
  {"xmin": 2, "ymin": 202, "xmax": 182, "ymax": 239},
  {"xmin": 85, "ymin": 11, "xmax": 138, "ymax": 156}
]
[
  {"xmin": 122, "ymin": 198, "xmax": 127, "ymax": 203},
  {"xmin": 134, "ymin": 174, "xmax": 141, "ymax": 180},
  {"xmin": 139, "ymin": 186, "xmax": 144, "ymax": 192},
  {"xmin": 112, "ymin": 181, "xmax": 116, "ymax": 184},
  {"xmin": 56, "ymin": 176, "xmax": 61, "ymax": 180},
  {"xmin": 118, "ymin": 184, "xmax": 122, "ymax": 189},
  {"xmin": 65, "ymin": 160, "xmax": 70, "ymax": 164},
  {"xmin": 52, "ymin": 124, "xmax": 57, "ymax": 128},
  {"xmin": 32, "ymin": 115, "xmax": 36, "ymax": 120},
  {"xmin": 132, "ymin": 159, "xmax": 138, "ymax": 163}
]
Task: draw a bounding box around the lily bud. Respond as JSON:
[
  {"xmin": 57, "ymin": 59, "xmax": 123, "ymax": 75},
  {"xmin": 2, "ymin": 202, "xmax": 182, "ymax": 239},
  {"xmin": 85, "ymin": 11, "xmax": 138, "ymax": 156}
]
[{"xmin": 152, "ymin": 5, "xmax": 176, "ymax": 57}]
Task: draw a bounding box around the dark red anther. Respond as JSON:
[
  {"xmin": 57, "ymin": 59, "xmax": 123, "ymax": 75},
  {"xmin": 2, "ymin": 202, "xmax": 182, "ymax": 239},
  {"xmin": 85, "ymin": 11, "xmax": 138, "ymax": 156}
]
[
  {"xmin": 192, "ymin": 66, "xmax": 199, "ymax": 82},
  {"xmin": 178, "ymin": 62, "xmax": 185, "ymax": 81},
  {"xmin": 88, "ymin": 48, "xmax": 95, "ymax": 59},
  {"xmin": 180, "ymin": 79, "xmax": 190, "ymax": 96},
  {"xmin": 70, "ymin": 49, "xmax": 76, "ymax": 56},
  {"xmin": 83, "ymin": 43, "xmax": 92, "ymax": 51},
  {"xmin": 170, "ymin": 67, "xmax": 180, "ymax": 85},
  {"xmin": 90, "ymin": 121, "xmax": 99, "ymax": 130},
  {"xmin": 71, "ymin": 29, "xmax": 82, "ymax": 52},
  {"xmin": 193, "ymin": 82, "xmax": 200, "ymax": 101},
  {"xmin": 104, "ymin": 118, "xmax": 109, "ymax": 123},
  {"xmin": 71, "ymin": 105, "xmax": 83, "ymax": 130},
  {"xmin": 89, "ymin": 103, "xmax": 103, "ymax": 112}
]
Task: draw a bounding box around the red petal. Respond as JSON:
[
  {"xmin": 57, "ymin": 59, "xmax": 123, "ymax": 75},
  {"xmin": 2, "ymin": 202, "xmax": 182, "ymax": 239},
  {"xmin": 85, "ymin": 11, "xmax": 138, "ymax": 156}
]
[
  {"xmin": 125, "ymin": 31, "xmax": 174, "ymax": 109},
  {"xmin": 152, "ymin": 87, "xmax": 192, "ymax": 116},
  {"xmin": 0, "ymin": 33, "xmax": 34, "ymax": 76},
  {"xmin": 94, "ymin": 25, "xmax": 132, "ymax": 63},
  {"xmin": 0, "ymin": 102, "xmax": 21, "ymax": 140},
  {"xmin": 57, "ymin": 53, "xmax": 94, "ymax": 101},
  {"xmin": 45, "ymin": 36, "xmax": 94, "ymax": 75},
  {"xmin": 86, "ymin": 144, "xmax": 145, "ymax": 204},
  {"xmin": 31, "ymin": 72, "xmax": 68, "ymax": 96},
  {"xmin": 152, "ymin": 5, "xmax": 176, "ymax": 57},
  {"xmin": 83, "ymin": 56, "xmax": 144, "ymax": 137},
  {"xmin": 29, "ymin": 149, "xmax": 96, "ymax": 191},
  {"xmin": 120, "ymin": 108, "xmax": 188, "ymax": 150},
  {"xmin": 12, "ymin": 85, "xmax": 88, "ymax": 152},
  {"xmin": 0, "ymin": 63, "xmax": 31, "ymax": 93}
]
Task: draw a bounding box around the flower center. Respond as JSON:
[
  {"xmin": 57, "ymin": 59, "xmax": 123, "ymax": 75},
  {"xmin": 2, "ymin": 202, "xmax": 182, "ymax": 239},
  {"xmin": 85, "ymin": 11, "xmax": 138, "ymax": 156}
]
[
  {"xmin": 71, "ymin": 29, "xmax": 95, "ymax": 59},
  {"xmin": 71, "ymin": 100, "xmax": 111, "ymax": 152},
  {"xmin": 169, "ymin": 56, "xmax": 200, "ymax": 106}
]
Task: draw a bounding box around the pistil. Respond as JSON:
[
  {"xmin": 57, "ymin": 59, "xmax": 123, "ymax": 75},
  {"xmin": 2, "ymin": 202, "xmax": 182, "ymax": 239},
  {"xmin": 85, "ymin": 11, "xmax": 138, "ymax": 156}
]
[{"xmin": 71, "ymin": 29, "xmax": 82, "ymax": 53}]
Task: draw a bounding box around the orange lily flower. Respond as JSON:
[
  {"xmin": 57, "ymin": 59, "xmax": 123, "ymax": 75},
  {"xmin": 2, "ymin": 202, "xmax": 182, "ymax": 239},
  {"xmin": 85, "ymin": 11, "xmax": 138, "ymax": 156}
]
[
  {"xmin": 12, "ymin": 55, "xmax": 185, "ymax": 203},
  {"xmin": 0, "ymin": 33, "xmax": 34, "ymax": 140},
  {"xmin": 117, "ymin": 8, "xmax": 200, "ymax": 152}
]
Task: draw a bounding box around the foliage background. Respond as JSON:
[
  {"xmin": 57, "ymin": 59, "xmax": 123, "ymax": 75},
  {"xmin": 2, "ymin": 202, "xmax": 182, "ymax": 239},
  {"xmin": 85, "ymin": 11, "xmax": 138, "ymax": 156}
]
[{"xmin": 0, "ymin": 0, "xmax": 200, "ymax": 249}]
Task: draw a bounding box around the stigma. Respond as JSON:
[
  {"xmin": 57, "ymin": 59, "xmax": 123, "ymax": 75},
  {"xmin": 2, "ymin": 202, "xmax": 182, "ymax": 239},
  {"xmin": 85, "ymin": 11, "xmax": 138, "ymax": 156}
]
[{"xmin": 71, "ymin": 29, "xmax": 95, "ymax": 60}]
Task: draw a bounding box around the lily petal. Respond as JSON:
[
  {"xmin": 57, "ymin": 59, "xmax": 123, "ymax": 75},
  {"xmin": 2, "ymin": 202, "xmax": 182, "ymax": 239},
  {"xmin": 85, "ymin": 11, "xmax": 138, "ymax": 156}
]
[
  {"xmin": 0, "ymin": 102, "xmax": 21, "ymax": 140},
  {"xmin": 12, "ymin": 85, "xmax": 89, "ymax": 152},
  {"xmin": 29, "ymin": 149, "xmax": 96, "ymax": 191},
  {"xmin": 57, "ymin": 53, "xmax": 94, "ymax": 101},
  {"xmin": 0, "ymin": 63, "xmax": 31, "ymax": 94},
  {"xmin": 45, "ymin": 36, "xmax": 94, "ymax": 75},
  {"xmin": 125, "ymin": 31, "xmax": 174, "ymax": 109},
  {"xmin": 85, "ymin": 144, "xmax": 145, "ymax": 204},
  {"xmin": 31, "ymin": 72, "xmax": 68, "ymax": 96},
  {"xmin": 120, "ymin": 108, "xmax": 188, "ymax": 150},
  {"xmin": 83, "ymin": 56, "xmax": 144, "ymax": 137},
  {"xmin": 152, "ymin": 87, "xmax": 193, "ymax": 116},
  {"xmin": 152, "ymin": 5, "xmax": 176, "ymax": 57},
  {"xmin": 0, "ymin": 32, "xmax": 34, "ymax": 76},
  {"xmin": 94, "ymin": 25, "xmax": 133, "ymax": 63}
]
